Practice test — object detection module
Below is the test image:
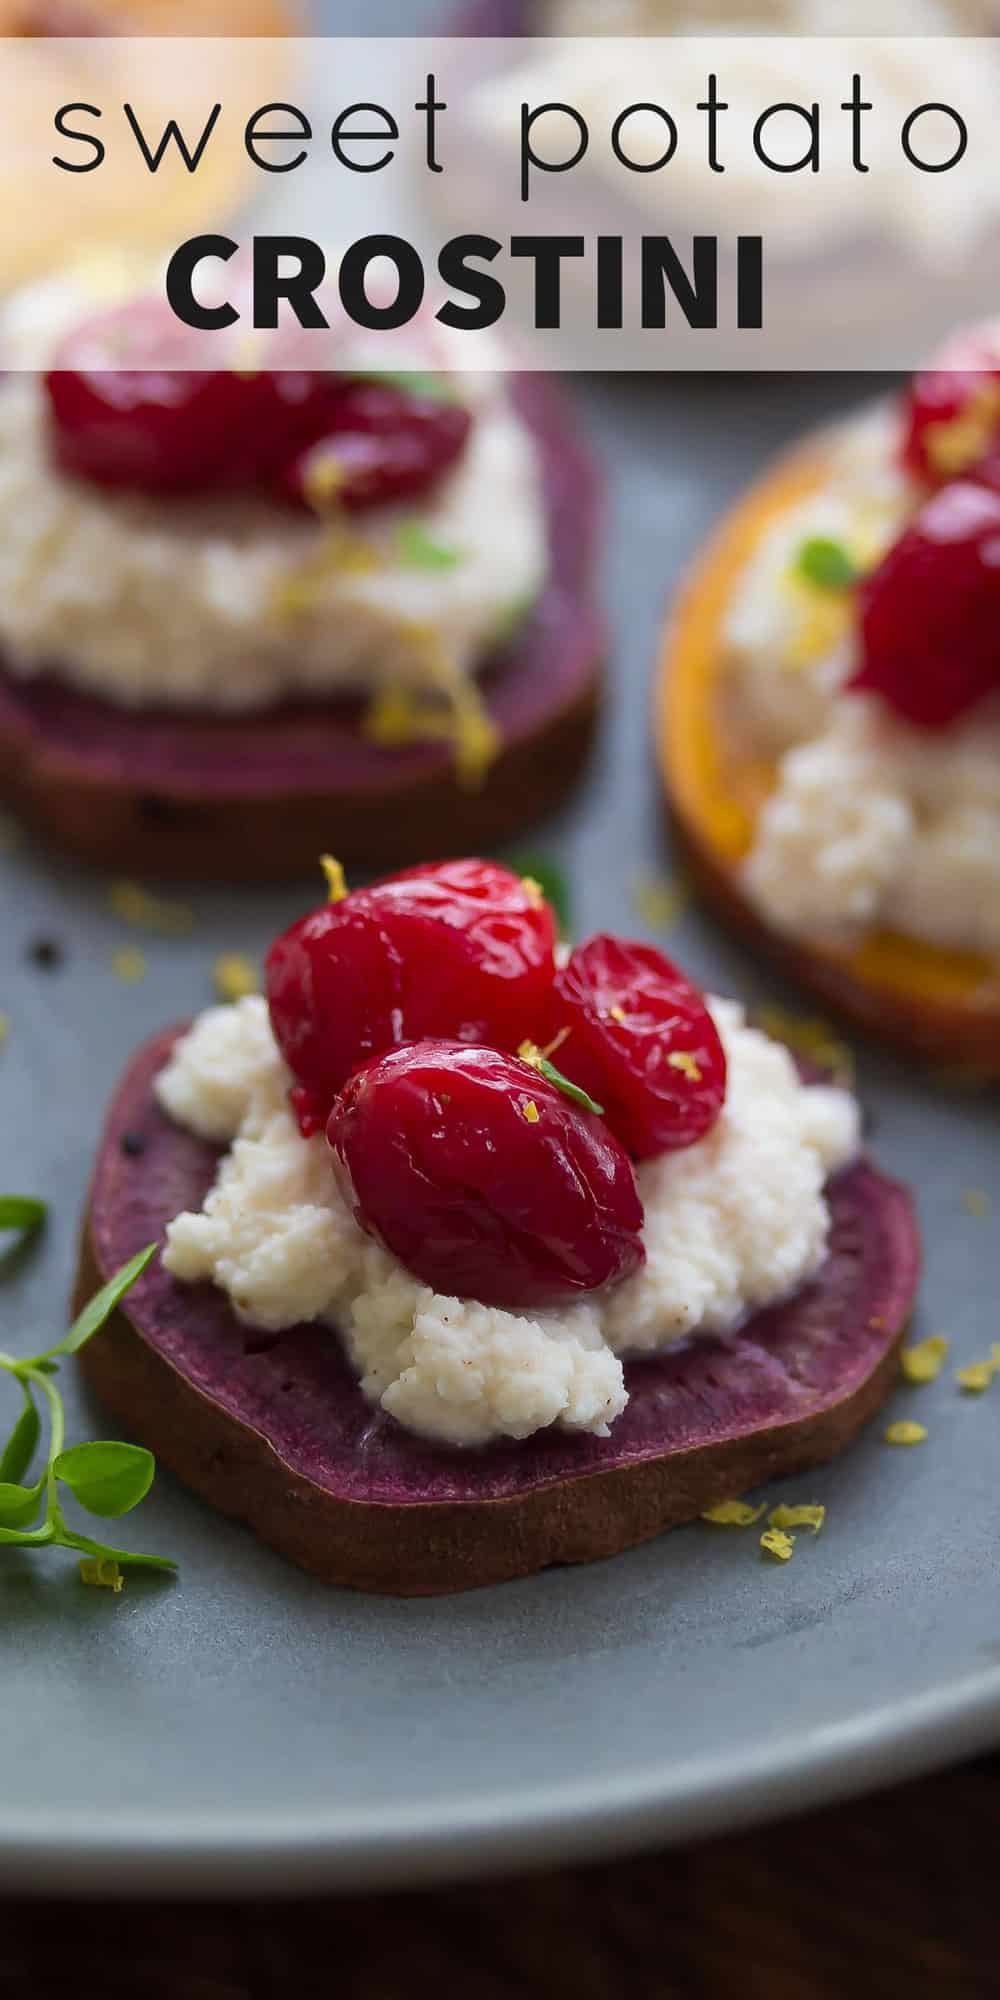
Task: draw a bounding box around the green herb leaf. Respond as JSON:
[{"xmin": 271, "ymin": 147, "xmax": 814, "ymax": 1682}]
[
  {"xmin": 0, "ymin": 1521, "xmax": 54, "ymax": 1547},
  {"xmin": 0, "ymin": 1195, "xmax": 46, "ymax": 1239},
  {"xmin": 54, "ymin": 1526, "xmax": 176, "ymax": 1574},
  {"xmin": 795, "ymin": 537, "xmax": 857, "ymax": 592},
  {"xmin": 395, "ymin": 520, "xmax": 464, "ymax": 571},
  {"xmin": 54, "ymin": 1441, "xmax": 155, "ymax": 1519},
  {"xmin": 41, "ymin": 1243, "xmax": 157, "ymax": 1361},
  {"xmin": 0, "ymin": 1394, "xmax": 40, "ymax": 1486},
  {"xmin": 347, "ymin": 368, "xmax": 456, "ymax": 404},
  {"xmin": 0, "ymin": 1479, "xmax": 44, "ymax": 1529},
  {"xmin": 0, "ymin": 1245, "xmax": 177, "ymax": 1586},
  {"xmin": 507, "ymin": 852, "xmax": 572, "ymax": 936},
  {"xmin": 536, "ymin": 1057, "xmax": 604, "ymax": 1118}
]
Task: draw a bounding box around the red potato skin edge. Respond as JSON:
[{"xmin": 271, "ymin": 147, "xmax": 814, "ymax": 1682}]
[
  {"xmin": 0, "ymin": 669, "xmax": 602, "ymax": 881},
  {"xmin": 74, "ymin": 1219, "xmax": 912, "ymax": 1598}
]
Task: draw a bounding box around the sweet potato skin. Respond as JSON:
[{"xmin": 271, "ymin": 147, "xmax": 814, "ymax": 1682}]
[
  {"xmin": 657, "ymin": 439, "xmax": 1000, "ymax": 1081},
  {"xmin": 0, "ymin": 373, "xmax": 602, "ymax": 879},
  {"xmin": 74, "ymin": 1201, "xmax": 915, "ymax": 1599},
  {"xmin": 1, "ymin": 664, "xmax": 601, "ymax": 881}
]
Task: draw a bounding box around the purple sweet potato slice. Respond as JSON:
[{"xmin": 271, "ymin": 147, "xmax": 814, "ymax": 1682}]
[
  {"xmin": 76, "ymin": 1023, "xmax": 921, "ymax": 1595},
  {"xmin": 0, "ymin": 375, "xmax": 602, "ymax": 879}
]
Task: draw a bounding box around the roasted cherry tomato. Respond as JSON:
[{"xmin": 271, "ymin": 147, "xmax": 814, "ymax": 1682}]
[{"xmin": 327, "ymin": 1040, "xmax": 645, "ymax": 1310}]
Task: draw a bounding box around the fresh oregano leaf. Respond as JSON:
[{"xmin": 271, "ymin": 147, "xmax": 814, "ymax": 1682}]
[
  {"xmin": 54, "ymin": 1526, "xmax": 176, "ymax": 1574},
  {"xmin": 0, "ymin": 1480, "xmax": 44, "ymax": 1530},
  {"xmin": 395, "ymin": 519, "xmax": 463, "ymax": 571},
  {"xmin": 0, "ymin": 1196, "xmax": 46, "ymax": 1239},
  {"xmin": 0, "ymin": 1521, "xmax": 54, "ymax": 1547},
  {"xmin": 347, "ymin": 367, "xmax": 456, "ymax": 404},
  {"xmin": 40, "ymin": 1243, "xmax": 157, "ymax": 1361},
  {"xmin": 53, "ymin": 1441, "xmax": 155, "ymax": 1519},
  {"xmin": 0, "ymin": 1393, "xmax": 40, "ymax": 1485},
  {"xmin": 0, "ymin": 1243, "xmax": 176, "ymax": 1585},
  {"xmin": 535, "ymin": 1056, "xmax": 604, "ymax": 1117},
  {"xmin": 795, "ymin": 536, "xmax": 857, "ymax": 592}
]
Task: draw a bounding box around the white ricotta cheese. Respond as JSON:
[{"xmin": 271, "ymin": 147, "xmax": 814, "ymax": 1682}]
[
  {"xmin": 157, "ymin": 994, "xmax": 859, "ymax": 1449},
  {"xmin": 0, "ymin": 284, "xmax": 547, "ymax": 713},
  {"xmin": 727, "ymin": 411, "xmax": 1000, "ymax": 958}
]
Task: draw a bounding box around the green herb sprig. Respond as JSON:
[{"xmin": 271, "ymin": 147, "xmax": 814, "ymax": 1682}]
[
  {"xmin": 0, "ymin": 1221, "xmax": 175, "ymax": 1583},
  {"xmin": 517, "ymin": 1042, "xmax": 604, "ymax": 1117},
  {"xmin": 795, "ymin": 536, "xmax": 858, "ymax": 592},
  {"xmin": 0, "ymin": 1196, "xmax": 47, "ymax": 1241},
  {"xmin": 395, "ymin": 519, "xmax": 464, "ymax": 572},
  {"xmin": 535, "ymin": 1055, "xmax": 604, "ymax": 1117},
  {"xmin": 347, "ymin": 368, "xmax": 456, "ymax": 404}
]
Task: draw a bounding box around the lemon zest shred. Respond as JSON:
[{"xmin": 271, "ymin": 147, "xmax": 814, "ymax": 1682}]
[
  {"xmin": 272, "ymin": 522, "xmax": 382, "ymax": 615},
  {"xmin": 900, "ymin": 1334, "xmax": 950, "ymax": 1385},
  {"xmin": 783, "ymin": 585, "xmax": 851, "ymax": 670},
  {"xmin": 767, "ymin": 1503, "xmax": 825, "ymax": 1535},
  {"xmin": 963, "ymin": 1187, "xmax": 990, "ymax": 1219},
  {"xmin": 701, "ymin": 1499, "xmax": 766, "ymax": 1527},
  {"xmin": 760, "ymin": 1527, "xmax": 795, "ymax": 1562},
  {"xmin": 609, "ymin": 1005, "xmax": 627, "ymax": 1025},
  {"xmin": 363, "ymin": 641, "xmax": 499, "ymax": 791},
  {"xmin": 109, "ymin": 880, "xmax": 194, "ymax": 936},
  {"xmin": 213, "ymin": 954, "xmax": 258, "ymax": 1003},
  {"xmin": 522, "ymin": 1100, "xmax": 540, "ymax": 1125},
  {"xmin": 885, "ymin": 1420, "xmax": 927, "ymax": 1446},
  {"xmin": 230, "ymin": 332, "xmax": 261, "ymax": 381},
  {"xmin": 111, "ymin": 946, "xmax": 147, "ymax": 984},
  {"xmin": 79, "ymin": 1557, "xmax": 124, "ymax": 1593},
  {"xmin": 924, "ymin": 382, "xmax": 1000, "ymax": 477},
  {"xmin": 320, "ymin": 855, "xmax": 348, "ymax": 904},
  {"xmin": 517, "ymin": 1040, "xmax": 543, "ymax": 1072},
  {"xmin": 302, "ymin": 453, "xmax": 345, "ymax": 513},
  {"xmin": 541, "ymin": 1026, "xmax": 571, "ymax": 1061},
  {"xmin": 955, "ymin": 1360, "xmax": 997, "ymax": 1394},
  {"xmin": 520, "ymin": 876, "xmax": 544, "ymax": 906},
  {"xmin": 668, "ymin": 1050, "xmax": 702, "ymax": 1083},
  {"xmin": 630, "ymin": 870, "xmax": 689, "ymax": 933},
  {"xmin": 754, "ymin": 1005, "xmax": 855, "ymax": 1088}
]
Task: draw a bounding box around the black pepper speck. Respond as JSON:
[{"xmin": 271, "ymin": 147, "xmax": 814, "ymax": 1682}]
[
  {"xmin": 120, "ymin": 1132, "xmax": 147, "ymax": 1158},
  {"xmin": 27, "ymin": 937, "xmax": 65, "ymax": 971}
]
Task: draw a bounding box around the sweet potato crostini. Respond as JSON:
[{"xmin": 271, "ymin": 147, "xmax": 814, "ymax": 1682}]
[
  {"xmin": 659, "ymin": 329, "xmax": 1000, "ymax": 1075},
  {"xmin": 77, "ymin": 858, "xmax": 919, "ymax": 1593},
  {"xmin": 0, "ymin": 277, "xmax": 602, "ymax": 876}
]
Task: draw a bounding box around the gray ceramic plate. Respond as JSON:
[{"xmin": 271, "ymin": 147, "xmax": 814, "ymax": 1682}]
[{"xmin": 2, "ymin": 369, "xmax": 999, "ymax": 1899}]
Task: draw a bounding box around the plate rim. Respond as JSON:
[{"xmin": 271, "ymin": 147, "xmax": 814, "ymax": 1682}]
[{"xmin": 2, "ymin": 1661, "xmax": 999, "ymax": 1896}]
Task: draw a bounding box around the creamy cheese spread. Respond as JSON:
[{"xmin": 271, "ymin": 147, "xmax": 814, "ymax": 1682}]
[
  {"xmin": 726, "ymin": 407, "xmax": 1000, "ymax": 957},
  {"xmin": 0, "ymin": 277, "xmax": 547, "ymax": 713},
  {"xmin": 157, "ymin": 994, "xmax": 858, "ymax": 1448}
]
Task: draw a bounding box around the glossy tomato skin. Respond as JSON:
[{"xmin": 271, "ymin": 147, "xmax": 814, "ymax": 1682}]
[
  {"xmin": 280, "ymin": 381, "xmax": 471, "ymax": 513},
  {"xmin": 44, "ymin": 304, "xmax": 470, "ymax": 507},
  {"xmin": 542, "ymin": 935, "xmax": 727, "ymax": 1160},
  {"xmin": 902, "ymin": 323, "xmax": 1000, "ymax": 485},
  {"xmin": 852, "ymin": 475, "xmax": 1000, "ymax": 728},
  {"xmin": 327, "ymin": 1040, "xmax": 645, "ymax": 1310},
  {"xmin": 266, "ymin": 860, "xmax": 557, "ymax": 1128}
]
